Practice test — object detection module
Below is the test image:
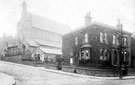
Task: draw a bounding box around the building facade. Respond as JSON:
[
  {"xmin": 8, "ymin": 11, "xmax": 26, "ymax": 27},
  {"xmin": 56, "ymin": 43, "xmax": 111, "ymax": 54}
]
[
  {"xmin": 62, "ymin": 12, "xmax": 131, "ymax": 68},
  {"xmin": 131, "ymin": 34, "xmax": 135, "ymax": 67}
]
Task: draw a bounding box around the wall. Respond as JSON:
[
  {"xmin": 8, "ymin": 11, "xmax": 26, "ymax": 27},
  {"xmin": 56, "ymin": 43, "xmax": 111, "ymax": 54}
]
[{"xmin": 4, "ymin": 55, "xmax": 22, "ymax": 63}]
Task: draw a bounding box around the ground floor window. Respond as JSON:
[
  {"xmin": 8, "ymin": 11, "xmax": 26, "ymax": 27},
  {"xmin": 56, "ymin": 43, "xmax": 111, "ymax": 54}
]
[
  {"xmin": 79, "ymin": 48, "xmax": 90, "ymax": 65},
  {"xmin": 80, "ymin": 49, "xmax": 90, "ymax": 60},
  {"xmin": 122, "ymin": 50, "xmax": 129, "ymax": 65},
  {"xmin": 100, "ymin": 49, "xmax": 109, "ymax": 61},
  {"xmin": 112, "ymin": 49, "xmax": 119, "ymax": 66}
]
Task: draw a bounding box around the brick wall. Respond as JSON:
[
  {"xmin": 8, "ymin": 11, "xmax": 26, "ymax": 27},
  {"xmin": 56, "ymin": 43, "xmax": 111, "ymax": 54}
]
[{"xmin": 62, "ymin": 24, "xmax": 131, "ymax": 67}]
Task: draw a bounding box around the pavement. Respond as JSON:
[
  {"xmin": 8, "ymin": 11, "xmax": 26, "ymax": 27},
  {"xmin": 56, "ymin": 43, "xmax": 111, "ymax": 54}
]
[
  {"xmin": 37, "ymin": 67, "xmax": 135, "ymax": 80},
  {"xmin": 0, "ymin": 72, "xmax": 15, "ymax": 85},
  {"xmin": 0, "ymin": 61, "xmax": 135, "ymax": 85}
]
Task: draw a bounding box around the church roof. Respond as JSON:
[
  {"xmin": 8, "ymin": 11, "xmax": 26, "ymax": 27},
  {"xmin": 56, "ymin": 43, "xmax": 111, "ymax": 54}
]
[
  {"xmin": 25, "ymin": 39, "xmax": 38, "ymax": 47},
  {"xmin": 35, "ymin": 39, "xmax": 61, "ymax": 48},
  {"xmin": 30, "ymin": 13, "xmax": 71, "ymax": 35},
  {"xmin": 24, "ymin": 39, "xmax": 61, "ymax": 48}
]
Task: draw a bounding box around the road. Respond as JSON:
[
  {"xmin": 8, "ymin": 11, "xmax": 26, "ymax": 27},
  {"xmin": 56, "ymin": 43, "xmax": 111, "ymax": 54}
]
[
  {"xmin": 0, "ymin": 61, "xmax": 135, "ymax": 85},
  {"xmin": 0, "ymin": 72, "xmax": 15, "ymax": 85}
]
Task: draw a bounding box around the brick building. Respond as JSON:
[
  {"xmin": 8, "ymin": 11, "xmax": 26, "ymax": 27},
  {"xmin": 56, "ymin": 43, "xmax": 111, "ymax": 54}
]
[
  {"xmin": 131, "ymin": 34, "xmax": 135, "ymax": 67},
  {"xmin": 62, "ymin": 12, "xmax": 131, "ymax": 68}
]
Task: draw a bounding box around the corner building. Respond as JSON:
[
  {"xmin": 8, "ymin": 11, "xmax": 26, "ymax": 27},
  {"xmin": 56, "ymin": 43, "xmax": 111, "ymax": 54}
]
[{"xmin": 63, "ymin": 12, "xmax": 131, "ymax": 68}]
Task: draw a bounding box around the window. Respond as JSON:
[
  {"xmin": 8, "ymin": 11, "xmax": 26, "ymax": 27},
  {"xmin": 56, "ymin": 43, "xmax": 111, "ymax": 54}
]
[
  {"xmin": 100, "ymin": 49, "xmax": 104, "ymax": 60},
  {"xmin": 100, "ymin": 32, "xmax": 103, "ymax": 43},
  {"xmin": 85, "ymin": 49, "xmax": 89, "ymax": 59},
  {"xmin": 104, "ymin": 33, "xmax": 108, "ymax": 44},
  {"xmin": 116, "ymin": 35, "xmax": 120, "ymax": 46},
  {"xmin": 113, "ymin": 35, "xmax": 116, "ymax": 45},
  {"xmin": 112, "ymin": 50, "xmax": 119, "ymax": 66},
  {"xmin": 122, "ymin": 51, "xmax": 128, "ymax": 63},
  {"xmin": 85, "ymin": 33, "xmax": 88, "ymax": 43},
  {"xmin": 103, "ymin": 49, "xmax": 108, "ymax": 60},
  {"xmin": 75, "ymin": 37, "xmax": 78, "ymax": 45},
  {"xmin": 80, "ymin": 49, "xmax": 90, "ymax": 60},
  {"xmin": 123, "ymin": 37, "xmax": 127, "ymax": 46},
  {"xmin": 100, "ymin": 49, "xmax": 109, "ymax": 61}
]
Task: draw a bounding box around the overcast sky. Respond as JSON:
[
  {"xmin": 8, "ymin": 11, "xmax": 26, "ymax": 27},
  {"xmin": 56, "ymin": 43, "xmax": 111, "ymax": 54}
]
[{"xmin": 0, "ymin": 0, "xmax": 134, "ymax": 37}]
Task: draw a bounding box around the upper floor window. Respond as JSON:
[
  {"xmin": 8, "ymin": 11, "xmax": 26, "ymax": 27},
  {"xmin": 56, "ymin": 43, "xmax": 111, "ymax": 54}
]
[
  {"xmin": 85, "ymin": 33, "xmax": 88, "ymax": 43},
  {"xmin": 116, "ymin": 35, "xmax": 120, "ymax": 46},
  {"xmin": 100, "ymin": 32, "xmax": 104, "ymax": 43},
  {"xmin": 104, "ymin": 33, "xmax": 108, "ymax": 44},
  {"xmin": 113, "ymin": 35, "xmax": 116, "ymax": 45},
  {"xmin": 123, "ymin": 37, "xmax": 127, "ymax": 46},
  {"xmin": 75, "ymin": 37, "xmax": 78, "ymax": 45}
]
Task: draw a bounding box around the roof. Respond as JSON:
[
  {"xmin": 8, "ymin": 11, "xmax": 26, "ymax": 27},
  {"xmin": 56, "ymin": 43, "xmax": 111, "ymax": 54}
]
[
  {"xmin": 30, "ymin": 13, "xmax": 71, "ymax": 35},
  {"xmin": 39, "ymin": 47, "xmax": 62, "ymax": 55},
  {"xmin": 66, "ymin": 21, "xmax": 131, "ymax": 35},
  {"xmin": 35, "ymin": 39, "xmax": 61, "ymax": 48},
  {"xmin": 25, "ymin": 39, "xmax": 38, "ymax": 47},
  {"xmin": 24, "ymin": 39, "xmax": 61, "ymax": 48}
]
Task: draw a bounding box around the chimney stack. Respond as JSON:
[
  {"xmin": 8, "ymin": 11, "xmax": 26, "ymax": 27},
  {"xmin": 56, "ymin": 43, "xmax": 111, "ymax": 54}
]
[
  {"xmin": 116, "ymin": 18, "xmax": 122, "ymax": 30},
  {"xmin": 85, "ymin": 11, "xmax": 92, "ymax": 25}
]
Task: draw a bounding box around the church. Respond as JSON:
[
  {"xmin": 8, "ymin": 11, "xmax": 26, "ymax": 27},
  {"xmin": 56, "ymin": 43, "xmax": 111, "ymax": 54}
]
[{"xmin": 3, "ymin": 1, "xmax": 71, "ymax": 63}]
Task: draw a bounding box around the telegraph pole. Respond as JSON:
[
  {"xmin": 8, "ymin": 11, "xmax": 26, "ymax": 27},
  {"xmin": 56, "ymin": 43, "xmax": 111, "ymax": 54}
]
[{"xmin": 119, "ymin": 24, "xmax": 123, "ymax": 79}]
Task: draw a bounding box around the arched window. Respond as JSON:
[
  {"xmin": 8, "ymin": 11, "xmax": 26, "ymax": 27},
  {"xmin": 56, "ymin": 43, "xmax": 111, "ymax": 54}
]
[
  {"xmin": 100, "ymin": 49, "xmax": 109, "ymax": 61},
  {"xmin": 100, "ymin": 49, "xmax": 104, "ymax": 60},
  {"xmin": 112, "ymin": 50, "xmax": 119, "ymax": 66},
  {"xmin": 104, "ymin": 49, "xmax": 109, "ymax": 60},
  {"xmin": 123, "ymin": 50, "xmax": 129, "ymax": 63}
]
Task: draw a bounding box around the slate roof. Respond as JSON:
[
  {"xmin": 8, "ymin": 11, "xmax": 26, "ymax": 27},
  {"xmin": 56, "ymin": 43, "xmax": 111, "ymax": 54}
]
[
  {"xmin": 29, "ymin": 13, "xmax": 71, "ymax": 35},
  {"xmin": 35, "ymin": 39, "xmax": 61, "ymax": 48},
  {"xmin": 25, "ymin": 39, "xmax": 38, "ymax": 47},
  {"xmin": 67, "ymin": 21, "xmax": 131, "ymax": 35},
  {"xmin": 24, "ymin": 39, "xmax": 61, "ymax": 48}
]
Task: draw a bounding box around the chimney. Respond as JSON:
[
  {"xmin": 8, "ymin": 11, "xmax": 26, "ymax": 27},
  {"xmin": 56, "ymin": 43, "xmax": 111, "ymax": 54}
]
[
  {"xmin": 116, "ymin": 18, "xmax": 122, "ymax": 30},
  {"xmin": 85, "ymin": 11, "xmax": 92, "ymax": 25}
]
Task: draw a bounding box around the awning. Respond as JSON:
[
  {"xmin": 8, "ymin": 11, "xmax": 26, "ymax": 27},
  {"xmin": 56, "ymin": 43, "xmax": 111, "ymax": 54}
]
[
  {"xmin": 80, "ymin": 44, "xmax": 92, "ymax": 48},
  {"xmin": 40, "ymin": 47, "xmax": 62, "ymax": 55}
]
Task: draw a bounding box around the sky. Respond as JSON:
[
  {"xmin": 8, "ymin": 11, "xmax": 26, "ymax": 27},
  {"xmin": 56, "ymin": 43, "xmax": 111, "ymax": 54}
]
[{"xmin": 0, "ymin": 0, "xmax": 134, "ymax": 37}]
